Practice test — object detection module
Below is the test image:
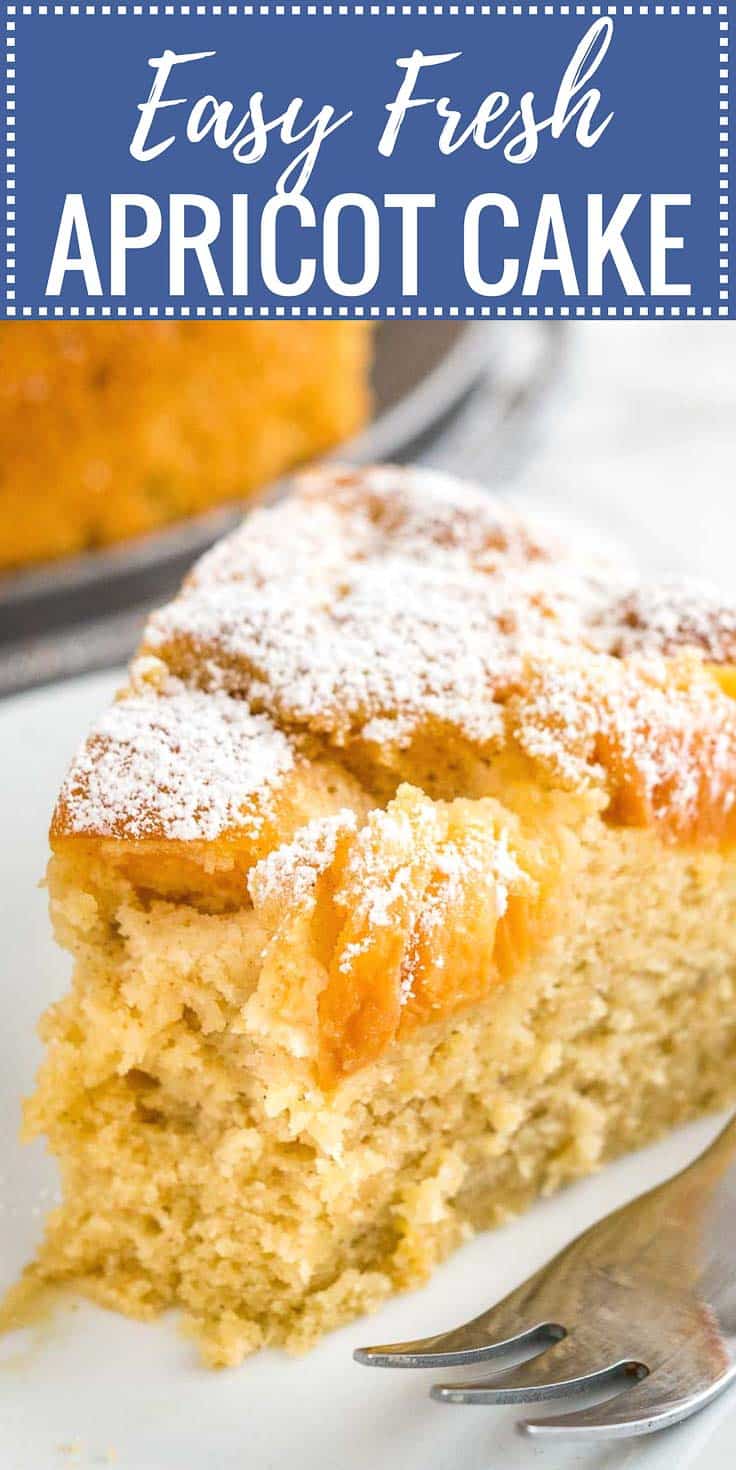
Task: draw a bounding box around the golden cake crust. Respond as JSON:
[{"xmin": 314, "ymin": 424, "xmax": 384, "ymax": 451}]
[
  {"xmin": 54, "ymin": 463, "xmax": 736, "ymax": 845},
  {"xmin": 51, "ymin": 465, "xmax": 736, "ymax": 1079}
]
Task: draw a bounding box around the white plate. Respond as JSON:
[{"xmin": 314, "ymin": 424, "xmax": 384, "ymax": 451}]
[{"xmin": 1, "ymin": 672, "xmax": 735, "ymax": 1470}]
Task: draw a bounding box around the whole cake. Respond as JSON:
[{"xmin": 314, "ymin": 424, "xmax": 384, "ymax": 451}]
[
  {"xmin": 0, "ymin": 321, "xmax": 371, "ymax": 570},
  {"xmin": 26, "ymin": 466, "xmax": 736, "ymax": 1365}
]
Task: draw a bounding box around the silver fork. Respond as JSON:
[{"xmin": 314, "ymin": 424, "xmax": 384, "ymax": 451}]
[{"xmin": 355, "ymin": 1115, "xmax": 736, "ymax": 1440}]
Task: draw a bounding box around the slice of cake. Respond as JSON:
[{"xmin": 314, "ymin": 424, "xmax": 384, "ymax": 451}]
[{"xmin": 25, "ymin": 466, "xmax": 736, "ymax": 1365}]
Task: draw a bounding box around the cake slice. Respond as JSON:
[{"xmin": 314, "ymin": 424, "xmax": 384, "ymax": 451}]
[{"xmin": 25, "ymin": 466, "xmax": 736, "ymax": 1365}]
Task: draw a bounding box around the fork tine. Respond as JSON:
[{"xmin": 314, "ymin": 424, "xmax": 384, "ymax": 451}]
[
  {"xmin": 521, "ymin": 1366, "xmax": 736, "ymax": 1440},
  {"xmin": 431, "ymin": 1337, "xmax": 644, "ymax": 1404},
  {"xmin": 353, "ymin": 1316, "xmax": 556, "ymax": 1369}
]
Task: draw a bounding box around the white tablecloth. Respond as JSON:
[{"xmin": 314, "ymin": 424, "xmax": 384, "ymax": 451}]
[{"xmin": 428, "ymin": 321, "xmax": 736, "ymax": 592}]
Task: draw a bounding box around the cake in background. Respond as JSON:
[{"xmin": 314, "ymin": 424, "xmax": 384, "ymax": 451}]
[{"xmin": 0, "ymin": 322, "xmax": 372, "ymax": 572}]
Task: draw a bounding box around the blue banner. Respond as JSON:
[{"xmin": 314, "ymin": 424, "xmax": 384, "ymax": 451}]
[{"xmin": 2, "ymin": 3, "xmax": 731, "ymax": 319}]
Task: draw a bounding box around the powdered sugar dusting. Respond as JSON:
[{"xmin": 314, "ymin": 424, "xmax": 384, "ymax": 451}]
[
  {"xmin": 249, "ymin": 810, "xmax": 357, "ymax": 915},
  {"xmin": 146, "ymin": 465, "xmax": 628, "ymax": 747},
  {"xmin": 513, "ymin": 652, "xmax": 736, "ymax": 836},
  {"xmin": 400, "ymin": 826, "xmax": 524, "ymax": 1004},
  {"xmin": 56, "ymin": 686, "xmax": 295, "ymax": 841},
  {"xmin": 57, "ymin": 466, "xmax": 736, "ymax": 846},
  {"xmin": 601, "ymin": 580, "xmax": 736, "ymax": 663}
]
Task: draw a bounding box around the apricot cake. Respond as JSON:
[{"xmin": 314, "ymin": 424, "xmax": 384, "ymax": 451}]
[
  {"xmin": 0, "ymin": 321, "xmax": 371, "ymax": 570},
  {"xmin": 25, "ymin": 465, "xmax": 736, "ymax": 1365}
]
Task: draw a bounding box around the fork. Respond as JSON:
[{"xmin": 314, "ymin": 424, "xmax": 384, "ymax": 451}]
[{"xmin": 355, "ymin": 1114, "xmax": 736, "ymax": 1440}]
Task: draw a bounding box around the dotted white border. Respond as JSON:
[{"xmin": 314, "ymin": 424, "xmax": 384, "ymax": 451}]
[
  {"xmin": 7, "ymin": 5, "xmax": 733, "ymax": 15},
  {"xmin": 3, "ymin": 2, "xmax": 730, "ymax": 319},
  {"xmin": 719, "ymin": 6, "xmax": 729, "ymax": 307},
  {"xmin": 5, "ymin": 6, "xmax": 15, "ymax": 308}
]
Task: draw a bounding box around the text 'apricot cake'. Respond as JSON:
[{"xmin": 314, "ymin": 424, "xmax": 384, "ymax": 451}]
[{"xmin": 25, "ymin": 465, "xmax": 736, "ymax": 1365}]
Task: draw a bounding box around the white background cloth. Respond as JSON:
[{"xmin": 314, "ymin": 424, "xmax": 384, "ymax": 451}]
[{"xmin": 429, "ymin": 321, "xmax": 736, "ymax": 592}]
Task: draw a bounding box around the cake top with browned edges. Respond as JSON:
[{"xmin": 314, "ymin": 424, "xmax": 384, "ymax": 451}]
[
  {"xmin": 52, "ymin": 682, "xmax": 296, "ymax": 843},
  {"xmin": 144, "ymin": 464, "xmax": 625, "ymax": 747},
  {"xmin": 53, "ymin": 465, "xmax": 736, "ymax": 849}
]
